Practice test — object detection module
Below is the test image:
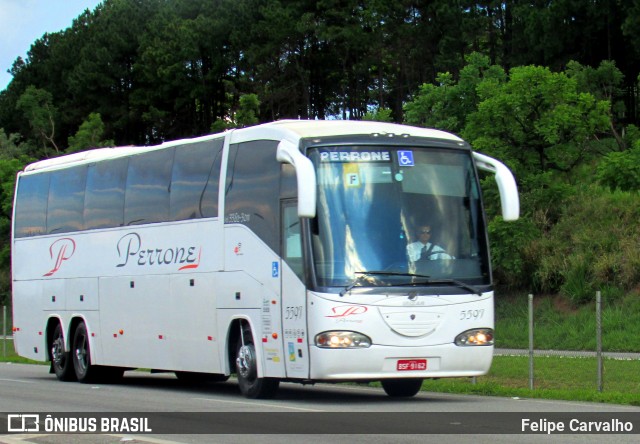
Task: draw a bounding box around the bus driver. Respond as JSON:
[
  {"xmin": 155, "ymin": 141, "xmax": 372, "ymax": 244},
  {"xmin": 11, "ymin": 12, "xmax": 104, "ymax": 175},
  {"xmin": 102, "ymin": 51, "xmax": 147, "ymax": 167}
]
[{"xmin": 406, "ymin": 225, "xmax": 453, "ymax": 262}]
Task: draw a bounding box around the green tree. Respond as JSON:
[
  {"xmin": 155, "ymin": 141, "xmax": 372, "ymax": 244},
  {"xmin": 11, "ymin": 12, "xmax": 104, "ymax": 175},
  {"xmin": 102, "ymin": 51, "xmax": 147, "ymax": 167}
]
[
  {"xmin": 0, "ymin": 131, "xmax": 33, "ymax": 305},
  {"xmin": 210, "ymin": 93, "xmax": 261, "ymax": 132},
  {"xmin": 68, "ymin": 0, "xmax": 162, "ymax": 145},
  {"xmin": 404, "ymin": 53, "xmax": 506, "ymax": 133},
  {"xmin": 566, "ymin": 60, "xmax": 627, "ymax": 149},
  {"xmin": 363, "ymin": 108, "xmax": 393, "ymax": 122},
  {"xmin": 596, "ymin": 135, "xmax": 640, "ymax": 191},
  {"xmin": 134, "ymin": 0, "xmax": 234, "ymax": 141},
  {"xmin": 16, "ymin": 86, "xmax": 60, "ymax": 155},
  {"xmin": 0, "ymin": 128, "xmax": 33, "ymax": 159},
  {"xmin": 67, "ymin": 113, "xmax": 114, "ymax": 153},
  {"xmin": 465, "ymin": 65, "xmax": 610, "ymax": 177},
  {"xmin": 235, "ymin": 94, "xmax": 261, "ymax": 128},
  {"xmin": 238, "ymin": 0, "xmax": 327, "ymax": 119}
]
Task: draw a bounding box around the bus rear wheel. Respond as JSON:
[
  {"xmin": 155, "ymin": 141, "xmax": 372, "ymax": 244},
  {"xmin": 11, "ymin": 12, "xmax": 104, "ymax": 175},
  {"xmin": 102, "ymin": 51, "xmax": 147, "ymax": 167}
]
[
  {"xmin": 51, "ymin": 323, "xmax": 76, "ymax": 382},
  {"xmin": 235, "ymin": 329, "xmax": 279, "ymax": 399},
  {"xmin": 72, "ymin": 322, "xmax": 100, "ymax": 383},
  {"xmin": 381, "ymin": 378, "xmax": 423, "ymax": 397}
]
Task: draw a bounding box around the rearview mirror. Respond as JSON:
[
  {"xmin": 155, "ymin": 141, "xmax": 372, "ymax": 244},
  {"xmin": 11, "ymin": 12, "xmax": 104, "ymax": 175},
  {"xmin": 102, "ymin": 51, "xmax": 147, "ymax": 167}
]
[{"xmin": 473, "ymin": 152, "xmax": 520, "ymax": 221}]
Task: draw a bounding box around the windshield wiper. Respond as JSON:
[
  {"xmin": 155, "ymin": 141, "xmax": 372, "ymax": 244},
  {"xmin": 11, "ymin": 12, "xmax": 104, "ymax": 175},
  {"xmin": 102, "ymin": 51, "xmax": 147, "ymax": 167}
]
[
  {"xmin": 340, "ymin": 271, "xmax": 430, "ymax": 296},
  {"xmin": 340, "ymin": 272, "xmax": 482, "ymax": 297},
  {"xmin": 420, "ymin": 278, "xmax": 483, "ymax": 296},
  {"xmin": 385, "ymin": 276, "xmax": 483, "ymax": 296}
]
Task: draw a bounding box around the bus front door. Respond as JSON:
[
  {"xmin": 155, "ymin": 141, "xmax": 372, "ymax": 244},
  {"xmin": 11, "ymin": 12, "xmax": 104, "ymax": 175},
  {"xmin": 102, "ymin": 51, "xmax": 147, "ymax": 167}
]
[{"xmin": 280, "ymin": 201, "xmax": 310, "ymax": 379}]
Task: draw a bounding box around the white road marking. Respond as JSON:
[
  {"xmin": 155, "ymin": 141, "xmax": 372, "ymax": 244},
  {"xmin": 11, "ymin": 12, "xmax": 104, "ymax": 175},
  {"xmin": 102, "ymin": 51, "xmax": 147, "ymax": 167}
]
[{"xmin": 192, "ymin": 397, "xmax": 324, "ymax": 412}]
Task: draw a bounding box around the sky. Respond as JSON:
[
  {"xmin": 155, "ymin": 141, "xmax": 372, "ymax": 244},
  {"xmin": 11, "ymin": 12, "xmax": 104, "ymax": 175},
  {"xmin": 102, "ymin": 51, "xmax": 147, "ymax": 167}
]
[{"xmin": 0, "ymin": 0, "xmax": 104, "ymax": 91}]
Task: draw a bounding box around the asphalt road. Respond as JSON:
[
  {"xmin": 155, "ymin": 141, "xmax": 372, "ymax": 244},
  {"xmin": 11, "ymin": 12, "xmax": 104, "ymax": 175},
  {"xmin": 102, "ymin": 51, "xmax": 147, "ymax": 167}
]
[{"xmin": 0, "ymin": 363, "xmax": 638, "ymax": 444}]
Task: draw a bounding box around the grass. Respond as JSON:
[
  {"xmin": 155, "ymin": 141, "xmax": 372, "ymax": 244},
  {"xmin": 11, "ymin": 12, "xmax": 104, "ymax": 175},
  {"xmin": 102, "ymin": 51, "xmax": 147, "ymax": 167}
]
[
  {"xmin": 494, "ymin": 292, "xmax": 640, "ymax": 352},
  {"xmin": 416, "ymin": 355, "xmax": 640, "ymax": 406},
  {"xmin": 0, "ymin": 338, "xmax": 43, "ymax": 364}
]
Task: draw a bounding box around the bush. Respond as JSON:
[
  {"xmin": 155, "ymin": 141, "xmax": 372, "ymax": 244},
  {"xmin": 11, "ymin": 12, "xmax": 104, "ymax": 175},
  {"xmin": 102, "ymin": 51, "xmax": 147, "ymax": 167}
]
[
  {"xmin": 489, "ymin": 217, "xmax": 539, "ymax": 289},
  {"xmin": 596, "ymin": 146, "xmax": 640, "ymax": 191},
  {"xmin": 532, "ymin": 185, "xmax": 640, "ymax": 304}
]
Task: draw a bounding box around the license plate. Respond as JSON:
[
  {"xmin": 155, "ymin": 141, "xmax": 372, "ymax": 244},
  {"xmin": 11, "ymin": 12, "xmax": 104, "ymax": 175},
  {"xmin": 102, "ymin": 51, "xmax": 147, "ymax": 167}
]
[{"xmin": 396, "ymin": 359, "xmax": 427, "ymax": 371}]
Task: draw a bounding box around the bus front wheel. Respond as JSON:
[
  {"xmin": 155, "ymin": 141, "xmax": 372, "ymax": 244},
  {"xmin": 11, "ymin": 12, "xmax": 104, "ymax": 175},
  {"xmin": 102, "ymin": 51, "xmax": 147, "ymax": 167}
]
[
  {"xmin": 235, "ymin": 329, "xmax": 279, "ymax": 399},
  {"xmin": 381, "ymin": 378, "xmax": 423, "ymax": 397}
]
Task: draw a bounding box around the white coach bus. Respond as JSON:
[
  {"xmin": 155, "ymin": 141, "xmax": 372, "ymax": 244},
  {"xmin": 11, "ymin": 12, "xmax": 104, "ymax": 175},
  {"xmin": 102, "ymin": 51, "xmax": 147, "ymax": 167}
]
[{"xmin": 11, "ymin": 120, "xmax": 518, "ymax": 398}]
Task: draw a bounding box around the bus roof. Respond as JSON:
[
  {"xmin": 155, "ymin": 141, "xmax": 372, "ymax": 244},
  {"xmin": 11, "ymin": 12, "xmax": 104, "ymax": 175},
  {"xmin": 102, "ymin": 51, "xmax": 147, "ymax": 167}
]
[
  {"xmin": 255, "ymin": 119, "xmax": 462, "ymax": 140},
  {"xmin": 23, "ymin": 120, "xmax": 463, "ymax": 173}
]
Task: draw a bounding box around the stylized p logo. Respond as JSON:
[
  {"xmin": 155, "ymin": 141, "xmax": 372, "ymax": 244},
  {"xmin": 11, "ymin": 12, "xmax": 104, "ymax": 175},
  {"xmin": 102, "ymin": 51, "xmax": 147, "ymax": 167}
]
[
  {"xmin": 326, "ymin": 305, "xmax": 368, "ymax": 318},
  {"xmin": 43, "ymin": 238, "xmax": 76, "ymax": 277}
]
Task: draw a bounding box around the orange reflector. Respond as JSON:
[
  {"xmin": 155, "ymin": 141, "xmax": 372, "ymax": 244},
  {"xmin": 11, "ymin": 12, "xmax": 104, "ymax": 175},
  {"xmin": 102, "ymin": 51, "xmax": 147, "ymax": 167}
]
[
  {"xmin": 119, "ymin": 329, "xmax": 124, "ymax": 335},
  {"xmin": 271, "ymin": 300, "xmax": 277, "ymax": 305},
  {"xmin": 272, "ymin": 333, "xmax": 278, "ymax": 339}
]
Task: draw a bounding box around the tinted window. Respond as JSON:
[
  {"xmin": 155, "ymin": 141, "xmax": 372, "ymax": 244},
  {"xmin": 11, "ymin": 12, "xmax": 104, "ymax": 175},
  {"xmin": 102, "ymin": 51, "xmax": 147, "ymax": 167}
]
[
  {"xmin": 282, "ymin": 201, "xmax": 303, "ymax": 280},
  {"xmin": 170, "ymin": 139, "xmax": 222, "ymax": 220},
  {"xmin": 47, "ymin": 166, "xmax": 87, "ymax": 234},
  {"xmin": 281, "ymin": 163, "xmax": 297, "ymax": 199},
  {"xmin": 225, "ymin": 140, "xmax": 280, "ymax": 252},
  {"xmin": 14, "ymin": 173, "xmax": 49, "ymax": 238},
  {"xmin": 202, "ymin": 142, "xmax": 223, "ymax": 218},
  {"xmin": 124, "ymin": 149, "xmax": 174, "ymax": 225},
  {"xmin": 85, "ymin": 157, "xmax": 128, "ymax": 229}
]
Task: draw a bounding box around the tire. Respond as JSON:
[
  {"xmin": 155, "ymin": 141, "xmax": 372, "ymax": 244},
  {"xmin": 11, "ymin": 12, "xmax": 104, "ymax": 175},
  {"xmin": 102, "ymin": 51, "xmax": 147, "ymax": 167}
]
[
  {"xmin": 50, "ymin": 323, "xmax": 76, "ymax": 382},
  {"xmin": 381, "ymin": 378, "xmax": 423, "ymax": 397},
  {"xmin": 72, "ymin": 322, "xmax": 99, "ymax": 383},
  {"xmin": 235, "ymin": 327, "xmax": 279, "ymax": 399}
]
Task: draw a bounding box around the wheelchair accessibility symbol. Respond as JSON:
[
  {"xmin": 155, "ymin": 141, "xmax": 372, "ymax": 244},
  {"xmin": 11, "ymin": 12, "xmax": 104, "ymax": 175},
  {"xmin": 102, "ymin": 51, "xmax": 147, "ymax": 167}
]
[{"xmin": 397, "ymin": 151, "xmax": 415, "ymax": 166}]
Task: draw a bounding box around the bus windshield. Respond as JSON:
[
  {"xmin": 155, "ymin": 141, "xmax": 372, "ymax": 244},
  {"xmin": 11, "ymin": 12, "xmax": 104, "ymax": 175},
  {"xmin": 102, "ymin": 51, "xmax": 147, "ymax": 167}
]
[{"xmin": 309, "ymin": 145, "xmax": 490, "ymax": 290}]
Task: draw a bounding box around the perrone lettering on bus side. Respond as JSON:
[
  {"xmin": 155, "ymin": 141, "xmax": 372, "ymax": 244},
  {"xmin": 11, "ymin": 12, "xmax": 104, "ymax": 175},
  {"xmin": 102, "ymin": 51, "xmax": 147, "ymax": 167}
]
[{"xmin": 115, "ymin": 232, "xmax": 200, "ymax": 270}]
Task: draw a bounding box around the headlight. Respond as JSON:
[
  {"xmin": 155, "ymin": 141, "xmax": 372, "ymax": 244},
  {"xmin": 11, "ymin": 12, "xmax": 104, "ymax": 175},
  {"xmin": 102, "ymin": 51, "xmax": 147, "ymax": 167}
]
[
  {"xmin": 455, "ymin": 328, "xmax": 494, "ymax": 346},
  {"xmin": 315, "ymin": 331, "xmax": 371, "ymax": 348}
]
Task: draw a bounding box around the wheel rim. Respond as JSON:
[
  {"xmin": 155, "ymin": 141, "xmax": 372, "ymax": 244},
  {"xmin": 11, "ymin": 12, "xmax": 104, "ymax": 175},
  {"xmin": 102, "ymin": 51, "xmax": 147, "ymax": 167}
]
[
  {"xmin": 52, "ymin": 335, "xmax": 65, "ymax": 368},
  {"xmin": 236, "ymin": 345, "xmax": 257, "ymax": 383},
  {"xmin": 74, "ymin": 331, "xmax": 88, "ymax": 375}
]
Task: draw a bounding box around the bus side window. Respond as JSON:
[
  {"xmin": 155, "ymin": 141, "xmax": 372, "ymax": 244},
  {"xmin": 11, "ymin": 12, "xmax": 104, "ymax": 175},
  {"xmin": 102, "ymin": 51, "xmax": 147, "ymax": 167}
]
[
  {"xmin": 47, "ymin": 166, "xmax": 87, "ymax": 234},
  {"xmin": 14, "ymin": 173, "xmax": 50, "ymax": 237},
  {"xmin": 282, "ymin": 202, "xmax": 303, "ymax": 280},
  {"xmin": 85, "ymin": 158, "xmax": 128, "ymax": 229},
  {"xmin": 124, "ymin": 149, "xmax": 174, "ymax": 225},
  {"xmin": 170, "ymin": 139, "xmax": 222, "ymax": 220}
]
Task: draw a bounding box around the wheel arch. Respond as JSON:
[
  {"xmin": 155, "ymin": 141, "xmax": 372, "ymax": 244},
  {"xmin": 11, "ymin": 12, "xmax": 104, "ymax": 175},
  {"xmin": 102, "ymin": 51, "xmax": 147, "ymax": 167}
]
[
  {"xmin": 225, "ymin": 317, "xmax": 260, "ymax": 376},
  {"xmin": 68, "ymin": 315, "xmax": 96, "ymax": 362},
  {"xmin": 45, "ymin": 316, "xmax": 64, "ymax": 362}
]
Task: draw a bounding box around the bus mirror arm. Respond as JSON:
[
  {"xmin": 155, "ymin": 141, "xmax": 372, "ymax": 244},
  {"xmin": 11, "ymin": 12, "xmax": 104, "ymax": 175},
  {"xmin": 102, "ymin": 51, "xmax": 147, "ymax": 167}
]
[
  {"xmin": 277, "ymin": 140, "xmax": 317, "ymax": 218},
  {"xmin": 472, "ymin": 152, "xmax": 520, "ymax": 221}
]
